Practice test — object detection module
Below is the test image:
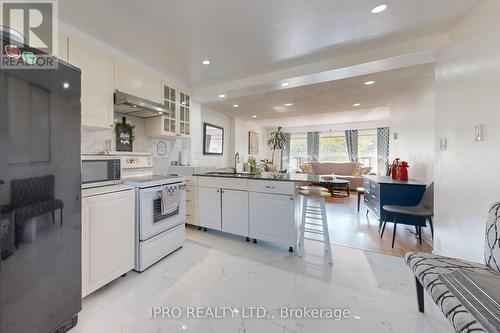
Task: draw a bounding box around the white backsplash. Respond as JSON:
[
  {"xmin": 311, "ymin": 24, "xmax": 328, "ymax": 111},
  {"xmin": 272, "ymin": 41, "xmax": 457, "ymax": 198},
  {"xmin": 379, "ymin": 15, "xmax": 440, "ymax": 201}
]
[{"xmin": 81, "ymin": 114, "xmax": 191, "ymax": 175}]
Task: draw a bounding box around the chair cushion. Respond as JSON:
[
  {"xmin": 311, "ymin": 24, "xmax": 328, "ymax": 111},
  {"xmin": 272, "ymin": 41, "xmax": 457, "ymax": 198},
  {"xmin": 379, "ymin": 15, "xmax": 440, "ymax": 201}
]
[
  {"xmin": 406, "ymin": 252, "xmax": 489, "ymax": 332},
  {"xmin": 382, "ymin": 204, "xmax": 433, "ymax": 217},
  {"xmin": 485, "ymin": 202, "xmax": 500, "ymax": 273}
]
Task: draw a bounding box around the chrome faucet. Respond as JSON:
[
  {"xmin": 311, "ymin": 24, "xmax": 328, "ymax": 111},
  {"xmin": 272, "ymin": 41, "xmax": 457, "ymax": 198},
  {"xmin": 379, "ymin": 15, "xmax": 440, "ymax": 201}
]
[{"xmin": 234, "ymin": 152, "xmax": 240, "ymax": 173}]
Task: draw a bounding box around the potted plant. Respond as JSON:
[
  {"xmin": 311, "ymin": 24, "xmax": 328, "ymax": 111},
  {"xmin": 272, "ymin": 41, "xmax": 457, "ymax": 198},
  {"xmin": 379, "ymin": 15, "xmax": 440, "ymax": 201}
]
[{"xmin": 267, "ymin": 126, "xmax": 287, "ymax": 171}]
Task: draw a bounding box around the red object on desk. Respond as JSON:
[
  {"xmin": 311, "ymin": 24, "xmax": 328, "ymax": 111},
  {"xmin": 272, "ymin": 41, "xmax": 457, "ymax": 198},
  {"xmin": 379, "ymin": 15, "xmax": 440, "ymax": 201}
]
[{"xmin": 399, "ymin": 161, "xmax": 409, "ymax": 181}]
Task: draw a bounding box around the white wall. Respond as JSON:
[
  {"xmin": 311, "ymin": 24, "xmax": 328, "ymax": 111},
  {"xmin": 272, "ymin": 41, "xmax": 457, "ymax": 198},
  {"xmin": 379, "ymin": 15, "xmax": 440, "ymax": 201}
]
[
  {"xmin": 432, "ymin": 0, "xmax": 500, "ymax": 262},
  {"xmin": 190, "ymin": 106, "xmax": 232, "ymax": 169},
  {"xmin": 389, "ymin": 73, "xmax": 436, "ymax": 184},
  {"xmin": 231, "ymin": 117, "xmax": 266, "ymax": 168}
]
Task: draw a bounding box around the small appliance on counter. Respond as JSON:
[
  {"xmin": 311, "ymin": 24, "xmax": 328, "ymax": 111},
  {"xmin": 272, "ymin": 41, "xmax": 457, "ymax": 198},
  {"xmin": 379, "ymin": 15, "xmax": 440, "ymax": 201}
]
[
  {"xmin": 117, "ymin": 152, "xmax": 187, "ymax": 272},
  {"xmin": 81, "ymin": 155, "xmax": 121, "ymax": 188}
]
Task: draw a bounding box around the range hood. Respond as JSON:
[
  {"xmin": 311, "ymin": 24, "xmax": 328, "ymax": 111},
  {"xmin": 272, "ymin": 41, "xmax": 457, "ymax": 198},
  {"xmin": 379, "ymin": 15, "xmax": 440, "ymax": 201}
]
[{"xmin": 114, "ymin": 90, "xmax": 170, "ymax": 118}]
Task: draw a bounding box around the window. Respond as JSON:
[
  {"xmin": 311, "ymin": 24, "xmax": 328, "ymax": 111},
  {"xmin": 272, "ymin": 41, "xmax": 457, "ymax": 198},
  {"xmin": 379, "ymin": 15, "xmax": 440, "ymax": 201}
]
[
  {"xmin": 319, "ymin": 134, "xmax": 348, "ymax": 162},
  {"xmin": 358, "ymin": 130, "xmax": 377, "ymax": 174},
  {"xmin": 289, "ymin": 134, "xmax": 307, "ymax": 171}
]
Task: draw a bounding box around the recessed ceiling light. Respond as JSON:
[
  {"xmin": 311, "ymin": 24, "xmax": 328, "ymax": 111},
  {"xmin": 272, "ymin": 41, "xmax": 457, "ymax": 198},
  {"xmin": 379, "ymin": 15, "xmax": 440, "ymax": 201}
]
[
  {"xmin": 233, "ymin": 104, "xmax": 239, "ymax": 108},
  {"xmin": 219, "ymin": 94, "xmax": 226, "ymax": 98},
  {"xmin": 252, "ymin": 115, "xmax": 257, "ymax": 118},
  {"xmin": 158, "ymin": 111, "xmax": 163, "ymax": 114},
  {"xmin": 63, "ymin": 82, "xmax": 69, "ymax": 89},
  {"xmin": 371, "ymin": 4, "xmax": 387, "ymax": 14},
  {"xmin": 202, "ymin": 60, "xmax": 211, "ymax": 65},
  {"xmin": 284, "ymin": 103, "xmax": 293, "ymax": 107},
  {"xmin": 353, "ymin": 103, "xmax": 361, "ymax": 107},
  {"xmin": 281, "ymin": 82, "xmax": 290, "ymax": 87},
  {"xmin": 364, "ymin": 80, "xmax": 376, "ymax": 85}
]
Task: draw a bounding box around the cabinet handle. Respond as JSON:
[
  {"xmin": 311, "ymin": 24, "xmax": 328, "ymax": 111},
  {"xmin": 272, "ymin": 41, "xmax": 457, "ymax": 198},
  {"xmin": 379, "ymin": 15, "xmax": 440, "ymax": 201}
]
[
  {"xmin": 265, "ymin": 185, "xmax": 276, "ymax": 189},
  {"xmin": 289, "ymin": 197, "xmax": 294, "ymax": 201},
  {"xmin": 186, "ymin": 214, "xmax": 191, "ymax": 217},
  {"xmin": 216, "ymin": 189, "xmax": 220, "ymax": 193}
]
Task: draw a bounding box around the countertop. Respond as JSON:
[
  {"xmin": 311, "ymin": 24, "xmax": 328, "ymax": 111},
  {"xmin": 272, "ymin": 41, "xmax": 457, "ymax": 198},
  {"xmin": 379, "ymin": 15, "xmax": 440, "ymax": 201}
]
[
  {"xmin": 193, "ymin": 172, "xmax": 349, "ymax": 183},
  {"xmin": 82, "ymin": 184, "xmax": 135, "ymax": 198},
  {"xmin": 363, "ymin": 175, "xmax": 426, "ymax": 186}
]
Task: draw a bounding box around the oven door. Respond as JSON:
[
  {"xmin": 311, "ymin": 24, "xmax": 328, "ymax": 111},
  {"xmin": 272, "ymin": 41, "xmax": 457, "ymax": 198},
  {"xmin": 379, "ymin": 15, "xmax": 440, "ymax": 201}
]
[{"xmin": 138, "ymin": 183, "xmax": 186, "ymax": 241}]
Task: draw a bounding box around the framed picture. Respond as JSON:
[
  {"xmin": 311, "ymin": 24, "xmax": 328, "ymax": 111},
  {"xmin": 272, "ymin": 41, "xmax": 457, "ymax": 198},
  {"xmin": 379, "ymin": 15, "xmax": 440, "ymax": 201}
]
[
  {"xmin": 203, "ymin": 123, "xmax": 224, "ymax": 155},
  {"xmin": 248, "ymin": 131, "xmax": 259, "ymax": 155}
]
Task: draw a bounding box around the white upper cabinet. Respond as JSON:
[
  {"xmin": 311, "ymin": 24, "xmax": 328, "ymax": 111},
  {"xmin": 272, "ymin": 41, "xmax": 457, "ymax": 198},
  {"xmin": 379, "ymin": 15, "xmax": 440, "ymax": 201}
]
[
  {"xmin": 178, "ymin": 91, "xmax": 191, "ymax": 137},
  {"xmin": 114, "ymin": 60, "xmax": 163, "ymax": 104},
  {"xmin": 145, "ymin": 85, "xmax": 191, "ymax": 138},
  {"xmin": 68, "ymin": 38, "xmax": 114, "ymax": 129}
]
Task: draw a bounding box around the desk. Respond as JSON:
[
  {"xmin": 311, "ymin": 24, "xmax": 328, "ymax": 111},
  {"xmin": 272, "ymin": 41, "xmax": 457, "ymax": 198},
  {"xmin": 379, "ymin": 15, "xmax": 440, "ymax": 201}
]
[{"xmin": 363, "ymin": 175, "xmax": 426, "ymax": 225}]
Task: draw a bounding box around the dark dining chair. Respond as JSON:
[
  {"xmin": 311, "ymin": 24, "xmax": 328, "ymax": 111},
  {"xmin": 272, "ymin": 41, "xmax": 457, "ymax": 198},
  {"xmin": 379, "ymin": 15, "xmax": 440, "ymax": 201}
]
[
  {"xmin": 380, "ymin": 182, "xmax": 434, "ymax": 248},
  {"xmin": 10, "ymin": 175, "xmax": 64, "ymax": 248}
]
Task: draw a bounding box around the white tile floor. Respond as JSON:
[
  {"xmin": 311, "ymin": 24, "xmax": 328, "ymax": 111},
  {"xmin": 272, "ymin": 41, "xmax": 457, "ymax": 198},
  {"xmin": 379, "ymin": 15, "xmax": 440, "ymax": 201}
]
[{"xmin": 72, "ymin": 227, "xmax": 453, "ymax": 333}]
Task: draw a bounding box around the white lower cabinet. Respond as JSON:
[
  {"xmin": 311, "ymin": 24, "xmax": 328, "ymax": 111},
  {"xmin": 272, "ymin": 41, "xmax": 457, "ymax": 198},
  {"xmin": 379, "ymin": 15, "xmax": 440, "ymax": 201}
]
[
  {"xmin": 186, "ymin": 177, "xmax": 199, "ymax": 226},
  {"xmin": 221, "ymin": 189, "xmax": 249, "ymax": 237},
  {"xmin": 81, "ymin": 189, "xmax": 135, "ymax": 297},
  {"xmin": 198, "ymin": 187, "xmax": 221, "ymax": 230},
  {"xmin": 249, "ymin": 192, "xmax": 296, "ymax": 248}
]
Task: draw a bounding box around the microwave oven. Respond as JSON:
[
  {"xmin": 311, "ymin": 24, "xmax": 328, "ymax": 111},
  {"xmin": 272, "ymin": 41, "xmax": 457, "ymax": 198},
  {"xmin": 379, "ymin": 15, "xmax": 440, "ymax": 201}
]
[{"xmin": 81, "ymin": 156, "xmax": 121, "ymax": 188}]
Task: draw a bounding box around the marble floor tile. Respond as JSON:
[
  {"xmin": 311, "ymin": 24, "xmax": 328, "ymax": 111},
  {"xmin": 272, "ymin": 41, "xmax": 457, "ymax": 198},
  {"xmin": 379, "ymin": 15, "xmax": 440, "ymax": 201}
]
[{"xmin": 72, "ymin": 227, "xmax": 452, "ymax": 333}]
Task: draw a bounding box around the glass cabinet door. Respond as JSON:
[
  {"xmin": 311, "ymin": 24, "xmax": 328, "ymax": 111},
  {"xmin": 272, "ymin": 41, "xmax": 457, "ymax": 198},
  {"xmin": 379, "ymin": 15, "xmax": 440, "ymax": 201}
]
[
  {"xmin": 163, "ymin": 85, "xmax": 176, "ymax": 135},
  {"xmin": 179, "ymin": 92, "xmax": 190, "ymax": 136}
]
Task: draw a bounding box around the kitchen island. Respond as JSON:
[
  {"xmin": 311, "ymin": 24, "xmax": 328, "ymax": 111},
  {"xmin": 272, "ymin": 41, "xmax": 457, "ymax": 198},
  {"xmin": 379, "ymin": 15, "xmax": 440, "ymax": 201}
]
[{"xmin": 186, "ymin": 172, "xmax": 336, "ymax": 252}]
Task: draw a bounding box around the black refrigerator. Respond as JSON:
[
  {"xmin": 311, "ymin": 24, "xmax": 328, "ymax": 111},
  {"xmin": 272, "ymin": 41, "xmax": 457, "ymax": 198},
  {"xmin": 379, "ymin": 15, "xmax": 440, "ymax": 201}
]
[{"xmin": 0, "ymin": 34, "xmax": 82, "ymax": 332}]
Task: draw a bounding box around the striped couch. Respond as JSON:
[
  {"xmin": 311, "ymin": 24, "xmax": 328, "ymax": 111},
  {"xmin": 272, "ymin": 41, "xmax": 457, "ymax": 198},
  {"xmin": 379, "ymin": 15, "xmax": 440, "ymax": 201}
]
[{"xmin": 406, "ymin": 202, "xmax": 500, "ymax": 333}]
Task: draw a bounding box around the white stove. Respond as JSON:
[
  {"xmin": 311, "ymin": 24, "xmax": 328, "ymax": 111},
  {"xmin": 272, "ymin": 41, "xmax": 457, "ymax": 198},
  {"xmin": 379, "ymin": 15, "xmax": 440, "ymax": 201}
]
[{"xmin": 114, "ymin": 152, "xmax": 187, "ymax": 272}]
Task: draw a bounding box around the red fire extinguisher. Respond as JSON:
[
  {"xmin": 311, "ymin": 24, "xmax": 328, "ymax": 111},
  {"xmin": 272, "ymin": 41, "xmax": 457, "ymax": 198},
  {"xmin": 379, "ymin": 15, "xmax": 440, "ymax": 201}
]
[
  {"xmin": 399, "ymin": 161, "xmax": 409, "ymax": 181},
  {"xmin": 391, "ymin": 158, "xmax": 400, "ymax": 180}
]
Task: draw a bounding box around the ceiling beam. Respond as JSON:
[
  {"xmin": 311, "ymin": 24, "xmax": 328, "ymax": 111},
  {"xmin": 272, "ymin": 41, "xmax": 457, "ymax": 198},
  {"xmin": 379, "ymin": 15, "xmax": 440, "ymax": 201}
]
[{"xmin": 194, "ymin": 33, "xmax": 449, "ymax": 103}]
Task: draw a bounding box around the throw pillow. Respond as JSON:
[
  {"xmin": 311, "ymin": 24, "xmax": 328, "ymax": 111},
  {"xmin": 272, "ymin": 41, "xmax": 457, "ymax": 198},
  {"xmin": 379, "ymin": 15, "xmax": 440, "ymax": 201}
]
[
  {"xmin": 352, "ymin": 165, "xmax": 372, "ymax": 176},
  {"xmin": 301, "ymin": 164, "xmax": 314, "ymax": 174}
]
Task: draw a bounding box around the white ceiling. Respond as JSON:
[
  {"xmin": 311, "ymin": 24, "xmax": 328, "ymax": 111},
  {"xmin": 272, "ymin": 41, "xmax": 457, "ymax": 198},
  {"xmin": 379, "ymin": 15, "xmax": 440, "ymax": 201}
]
[
  {"xmin": 59, "ymin": 0, "xmax": 478, "ymax": 89},
  {"xmin": 204, "ymin": 64, "xmax": 433, "ymax": 121}
]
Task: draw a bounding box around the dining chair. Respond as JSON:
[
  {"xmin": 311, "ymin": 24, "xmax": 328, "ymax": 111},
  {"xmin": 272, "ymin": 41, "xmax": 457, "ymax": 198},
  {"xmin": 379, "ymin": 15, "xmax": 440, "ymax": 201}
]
[{"xmin": 380, "ymin": 182, "xmax": 434, "ymax": 248}]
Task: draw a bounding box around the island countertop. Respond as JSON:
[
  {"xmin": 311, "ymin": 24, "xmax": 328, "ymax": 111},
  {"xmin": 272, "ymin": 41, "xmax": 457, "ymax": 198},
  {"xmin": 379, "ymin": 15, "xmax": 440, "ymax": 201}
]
[{"xmin": 193, "ymin": 172, "xmax": 346, "ymax": 183}]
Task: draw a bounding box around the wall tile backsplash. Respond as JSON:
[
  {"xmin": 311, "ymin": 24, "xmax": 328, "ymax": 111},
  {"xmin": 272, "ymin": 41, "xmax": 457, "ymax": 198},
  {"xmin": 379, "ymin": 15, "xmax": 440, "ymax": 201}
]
[{"xmin": 81, "ymin": 114, "xmax": 191, "ymax": 175}]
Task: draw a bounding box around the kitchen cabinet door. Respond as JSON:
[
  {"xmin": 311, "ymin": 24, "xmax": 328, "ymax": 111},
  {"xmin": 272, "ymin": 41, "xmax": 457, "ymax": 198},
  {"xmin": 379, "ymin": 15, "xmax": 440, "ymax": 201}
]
[
  {"xmin": 249, "ymin": 192, "xmax": 295, "ymax": 247},
  {"xmin": 82, "ymin": 189, "xmax": 135, "ymax": 297},
  {"xmin": 68, "ymin": 38, "xmax": 114, "ymax": 129},
  {"xmin": 114, "ymin": 60, "xmax": 163, "ymax": 104},
  {"xmin": 198, "ymin": 187, "xmax": 221, "ymax": 230},
  {"xmin": 222, "ymin": 189, "xmax": 248, "ymax": 237}
]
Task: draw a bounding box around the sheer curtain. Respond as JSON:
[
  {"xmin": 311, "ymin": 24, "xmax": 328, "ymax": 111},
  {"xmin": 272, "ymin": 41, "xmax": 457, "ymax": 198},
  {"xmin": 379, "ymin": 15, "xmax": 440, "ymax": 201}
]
[
  {"xmin": 345, "ymin": 129, "xmax": 359, "ymax": 162},
  {"xmin": 307, "ymin": 132, "xmax": 320, "ymax": 162},
  {"xmin": 281, "ymin": 132, "xmax": 291, "ymax": 171},
  {"xmin": 377, "ymin": 127, "xmax": 390, "ymax": 175}
]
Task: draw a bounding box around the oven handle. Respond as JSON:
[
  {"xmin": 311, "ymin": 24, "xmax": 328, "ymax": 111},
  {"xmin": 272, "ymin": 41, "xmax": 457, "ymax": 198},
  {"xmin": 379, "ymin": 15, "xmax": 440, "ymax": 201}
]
[{"xmin": 139, "ymin": 183, "xmax": 186, "ymax": 194}]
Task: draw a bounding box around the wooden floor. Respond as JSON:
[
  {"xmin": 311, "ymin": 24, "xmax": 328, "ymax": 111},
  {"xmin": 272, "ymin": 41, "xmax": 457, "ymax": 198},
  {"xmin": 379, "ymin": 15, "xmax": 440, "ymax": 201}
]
[{"xmin": 322, "ymin": 193, "xmax": 433, "ymax": 257}]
